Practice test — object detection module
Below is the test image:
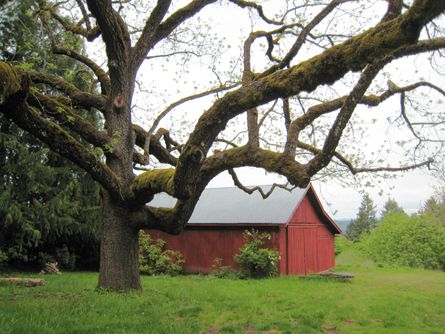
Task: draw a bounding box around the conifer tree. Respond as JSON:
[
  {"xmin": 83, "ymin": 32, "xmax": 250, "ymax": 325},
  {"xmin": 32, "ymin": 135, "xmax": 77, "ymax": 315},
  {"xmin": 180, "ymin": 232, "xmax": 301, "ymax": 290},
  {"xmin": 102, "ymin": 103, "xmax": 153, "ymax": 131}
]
[
  {"xmin": 346, "ymin": 193, "xmax": 377, "ymax": 242},
  {"xmin": 0, "ymin": 0, "xmax": 101, "ymax": 269},
  {"xmin": 381, "ymin": 198, "xmax": 404, "ymax": 218}
]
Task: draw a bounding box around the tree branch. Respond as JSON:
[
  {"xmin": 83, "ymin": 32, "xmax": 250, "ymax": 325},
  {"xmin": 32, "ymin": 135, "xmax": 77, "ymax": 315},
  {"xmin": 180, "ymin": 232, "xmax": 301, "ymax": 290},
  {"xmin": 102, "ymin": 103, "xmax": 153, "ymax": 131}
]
[
  {"xmin": 262, "ymin": 0, "xmax": 352, "ymax": 77},
  {"xmin": 228, "ymin": 168, "xmax": 295, "ymax": 199},
  {"xmin": 228, "ymin": 0, "xmax": 282, "ymax": 25},
  {"xmin": 38, "ymin": 0, "xmax": 101, "ymax": 41},
  {"xmin": 131, "ymin": 0, "xmax": 172, "ymax": 69},
  {"xmin": 142, "ymin": 83, "xmax": 238, "ymax": 163},
  {"xmin": 0, "ymin": 68, "xmax": 123, "ymax": 199},
  {"xmin": 305, "ymin": 60, "xmax": 388, "ymax": 175},
  {"xmin": 29, "ymin": 92, "xmax": 111, "ymax": 149},
  {"xmin": 297, "ymin": 140, "xmax": 434, "ymax": 175},
  {"xmin": 29, "ymin": 71, "xmax": 106, "ymax": 111}
]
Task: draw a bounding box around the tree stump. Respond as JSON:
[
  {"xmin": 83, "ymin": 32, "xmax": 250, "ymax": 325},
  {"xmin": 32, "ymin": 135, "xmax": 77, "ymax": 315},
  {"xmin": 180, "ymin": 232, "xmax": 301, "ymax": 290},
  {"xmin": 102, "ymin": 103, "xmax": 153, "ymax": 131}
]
[{"xmin": 40, "ymin": 262, "xmax": 61, "ymax": 275}]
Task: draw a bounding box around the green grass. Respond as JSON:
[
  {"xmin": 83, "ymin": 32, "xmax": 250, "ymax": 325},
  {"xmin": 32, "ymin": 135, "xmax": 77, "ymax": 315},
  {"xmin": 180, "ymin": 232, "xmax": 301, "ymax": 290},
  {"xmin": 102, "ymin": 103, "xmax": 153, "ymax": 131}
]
[{"xmin": 1, "ymin": 253, "xmax": 444, "ymax": 334}]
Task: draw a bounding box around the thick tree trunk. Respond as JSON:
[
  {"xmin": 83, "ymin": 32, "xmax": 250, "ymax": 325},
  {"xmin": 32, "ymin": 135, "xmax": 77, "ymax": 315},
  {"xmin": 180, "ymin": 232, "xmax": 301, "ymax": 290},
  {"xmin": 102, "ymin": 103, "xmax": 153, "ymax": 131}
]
[{"xmin": 98, "ymin": 193, "xmax": 141, "ymax": 291}]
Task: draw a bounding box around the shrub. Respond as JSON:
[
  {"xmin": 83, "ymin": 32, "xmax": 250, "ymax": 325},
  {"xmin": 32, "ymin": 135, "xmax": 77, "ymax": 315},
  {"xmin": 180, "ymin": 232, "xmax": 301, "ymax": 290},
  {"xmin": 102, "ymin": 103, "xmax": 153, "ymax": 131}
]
[
  {"xmin": 335, "ymin": 235, "xmax": 353, "ymax": 255},
  {"xmin": 139, "ymin": 232, "xmax": 184, "ymax": 275},
  {"xmin": 209, "ymin": 258, "xmax": 240, "ymax": 279},
  {"xmin": 360, "ymin": 212, "xmax": 445, "ymax": 270},
  {"xmin": 234, "ymin": 230, "xmax": 280, "ymax": 278}
]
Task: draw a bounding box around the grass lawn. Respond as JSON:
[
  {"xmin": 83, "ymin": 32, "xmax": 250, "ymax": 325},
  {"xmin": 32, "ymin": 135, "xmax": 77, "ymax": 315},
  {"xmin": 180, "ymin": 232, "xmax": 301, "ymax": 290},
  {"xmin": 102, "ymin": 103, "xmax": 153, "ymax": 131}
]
[{"xmin": 1, "ymin": 251, "xmax": 444, "ymax": 333}]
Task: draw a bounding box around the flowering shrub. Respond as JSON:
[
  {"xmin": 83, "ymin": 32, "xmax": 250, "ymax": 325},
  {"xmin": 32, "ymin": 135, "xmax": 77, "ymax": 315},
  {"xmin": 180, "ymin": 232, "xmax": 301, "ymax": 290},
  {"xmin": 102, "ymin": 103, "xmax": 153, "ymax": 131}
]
[{"xmin": 235, "ymin": 230, "xmax": 280, "ymax": 278}]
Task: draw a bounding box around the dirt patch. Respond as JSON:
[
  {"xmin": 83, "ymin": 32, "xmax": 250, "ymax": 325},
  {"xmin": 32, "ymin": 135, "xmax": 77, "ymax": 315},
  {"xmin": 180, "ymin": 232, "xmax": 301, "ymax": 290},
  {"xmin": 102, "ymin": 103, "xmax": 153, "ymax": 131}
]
[
  {"xmin": 322, "ymin": 324, "xmax": 337, "ymax": 333},
  {"xmin": 244, "ymin": 325, "xmax": 257, "ymax": 333},
  {"xmin": 204, "ymin": 326, "xmax": 221, "ymax": 334}
]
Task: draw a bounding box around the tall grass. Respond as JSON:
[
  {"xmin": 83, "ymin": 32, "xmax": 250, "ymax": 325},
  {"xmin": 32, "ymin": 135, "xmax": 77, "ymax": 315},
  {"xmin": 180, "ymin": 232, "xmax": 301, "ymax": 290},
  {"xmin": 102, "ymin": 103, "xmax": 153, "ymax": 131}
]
[{"xmin": 1, "ymin": 250, "xmax": 444, "ymax": 333}]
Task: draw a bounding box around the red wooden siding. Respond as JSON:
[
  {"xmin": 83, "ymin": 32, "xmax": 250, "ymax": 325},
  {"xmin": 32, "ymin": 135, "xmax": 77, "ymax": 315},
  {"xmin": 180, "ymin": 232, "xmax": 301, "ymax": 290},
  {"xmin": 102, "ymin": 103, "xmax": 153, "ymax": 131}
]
[
  {"xmin": 289, "ymin": 194, "xmax": 320, "ymax": 224},
  {"xmin": 286, "ymin": 224, "xmax": 335, "ymax": 275},
  {"xmin": 147, "ymin": 226, "xmax": 281, "ymax": 274}
]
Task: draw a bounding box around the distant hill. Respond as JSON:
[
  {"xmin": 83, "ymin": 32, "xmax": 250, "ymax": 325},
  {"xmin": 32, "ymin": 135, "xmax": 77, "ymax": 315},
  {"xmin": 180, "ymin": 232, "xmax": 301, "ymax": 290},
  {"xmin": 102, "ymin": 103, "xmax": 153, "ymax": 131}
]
[{"xmin": 335, "ymin": 219, "xmax": 352, "ymax": 233}]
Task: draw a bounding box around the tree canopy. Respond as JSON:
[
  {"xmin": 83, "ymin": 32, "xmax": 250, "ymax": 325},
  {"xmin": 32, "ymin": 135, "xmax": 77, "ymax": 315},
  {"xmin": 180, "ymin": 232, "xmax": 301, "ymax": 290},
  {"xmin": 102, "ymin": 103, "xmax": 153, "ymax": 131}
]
[{"xmin": 0, "ymin": 0, "xmax": 444, "ymax": 290}]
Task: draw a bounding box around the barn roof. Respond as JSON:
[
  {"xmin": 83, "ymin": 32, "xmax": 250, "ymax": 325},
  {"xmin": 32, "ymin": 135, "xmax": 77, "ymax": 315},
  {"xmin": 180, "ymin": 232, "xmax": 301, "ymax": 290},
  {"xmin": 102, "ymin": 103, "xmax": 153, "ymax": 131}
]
[{"xmin": 150, "ymin": 184, "xmax": 340, "ymax": 233}]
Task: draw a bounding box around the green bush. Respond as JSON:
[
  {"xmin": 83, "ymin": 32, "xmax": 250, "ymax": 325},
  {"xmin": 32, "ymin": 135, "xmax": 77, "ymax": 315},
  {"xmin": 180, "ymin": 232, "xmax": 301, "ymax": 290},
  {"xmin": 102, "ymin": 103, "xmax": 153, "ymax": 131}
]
[
  {"xmin": 335, "ymin": 235, "xmax": 353, "ymax": 255},
  {"xmin": 234, "ymin": 230, "xmax": 280, "ymax": 278},
  {"xmin": 139, "ymin": 232, "xmax": 184, "ymax": 276},
  {"xmin": 360, "ymin": 212, "xmax": 445, "ymax": 270},
  {"xmin": 209, "ymin": 258, "xmax": 240, "ymax": 279}
]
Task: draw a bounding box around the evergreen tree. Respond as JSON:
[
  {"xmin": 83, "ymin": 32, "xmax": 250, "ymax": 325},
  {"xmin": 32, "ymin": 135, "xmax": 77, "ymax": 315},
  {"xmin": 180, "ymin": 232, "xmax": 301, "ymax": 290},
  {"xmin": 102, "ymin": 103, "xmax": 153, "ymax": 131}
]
[
  {"xmin": 346, "ymin": 193, "xmax": 377, "ymax": 242},
  {"xmin": 0, "ymin": 0, "xmax": 101, "ymax": 269},
  {"xmin": 381, "ymin": 198, "xmax": 404, "ymax": 218},
  {"xmin": 421, "ymin": 189, "xmax": 445, "ymax": 227}
]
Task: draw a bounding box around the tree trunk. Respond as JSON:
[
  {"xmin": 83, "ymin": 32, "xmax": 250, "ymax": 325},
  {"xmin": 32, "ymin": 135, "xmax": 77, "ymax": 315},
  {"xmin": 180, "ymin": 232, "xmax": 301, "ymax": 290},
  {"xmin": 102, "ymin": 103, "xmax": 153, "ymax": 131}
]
[{"xmin": 98, "ymin": 193, "xmax": 141, "ymax": 291}]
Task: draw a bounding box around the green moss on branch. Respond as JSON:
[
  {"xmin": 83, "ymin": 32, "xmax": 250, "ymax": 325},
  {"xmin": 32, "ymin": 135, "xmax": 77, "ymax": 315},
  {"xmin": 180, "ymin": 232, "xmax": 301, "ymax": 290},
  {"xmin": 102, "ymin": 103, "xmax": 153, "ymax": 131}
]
[
  {"xmin": 130, "ymin": 168, "xmax": 176, "ymax": 205},
  {"xmin": 0, "ymin": 62, "xmax": 22, "ymax": 105}
]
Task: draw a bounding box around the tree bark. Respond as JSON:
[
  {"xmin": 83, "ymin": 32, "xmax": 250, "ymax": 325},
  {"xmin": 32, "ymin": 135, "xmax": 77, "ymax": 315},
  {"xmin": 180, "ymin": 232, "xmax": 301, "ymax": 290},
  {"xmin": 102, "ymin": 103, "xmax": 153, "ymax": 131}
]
[{"xmin": 98, "ymin": 193, "xmax": 141, "ymax": 291}]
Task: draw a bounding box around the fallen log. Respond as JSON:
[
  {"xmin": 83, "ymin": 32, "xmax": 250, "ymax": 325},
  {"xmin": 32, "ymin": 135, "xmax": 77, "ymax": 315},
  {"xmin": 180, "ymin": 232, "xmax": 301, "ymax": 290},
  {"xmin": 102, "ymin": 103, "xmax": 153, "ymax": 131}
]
[{"xmin": 0, "ymin": 277, "xmax": 46, "ymax": 287}]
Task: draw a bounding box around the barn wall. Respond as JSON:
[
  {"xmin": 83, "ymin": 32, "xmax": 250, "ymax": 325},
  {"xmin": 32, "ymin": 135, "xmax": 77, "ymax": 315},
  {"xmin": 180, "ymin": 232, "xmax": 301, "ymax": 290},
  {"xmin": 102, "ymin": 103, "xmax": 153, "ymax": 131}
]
[
  {"xmin": 286, "ymin": 193, "xmax": 336, "ymax": 274},
  {"xmin": 146, "ymin": 226, "xmax": 281, "ymax": 274},
  {"xmin": 286, "ymin": 224, "xmax": 335, "ymax": 275},
  {"xmin": 289, "ymin": 195, "xmax": 322, "ymax": 224}
]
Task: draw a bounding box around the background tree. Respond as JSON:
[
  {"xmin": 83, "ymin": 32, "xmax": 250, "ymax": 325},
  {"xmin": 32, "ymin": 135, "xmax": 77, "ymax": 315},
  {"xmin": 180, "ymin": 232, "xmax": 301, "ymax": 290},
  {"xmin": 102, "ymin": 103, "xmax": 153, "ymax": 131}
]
[
  {"xmin": 381, "ymin": 198, "xmax": 405, "ymax": 218},
  {"xmin": 0, "ymin": 0, "xmax": 101, "ymax": 269},
  {"xmin": 0, "ymin": 0, "xmax": 444, "ymax": 290},
  {"xmin": 420, "ymin": 188, "xmax": 445, "ymax": 226},
  {"xmin": 360, "ymin": 212, "xmax": 445, "ymax": 270},
  {"xmin": 346, "ymin": 193, "xmax": 377, "ymax": 242}
]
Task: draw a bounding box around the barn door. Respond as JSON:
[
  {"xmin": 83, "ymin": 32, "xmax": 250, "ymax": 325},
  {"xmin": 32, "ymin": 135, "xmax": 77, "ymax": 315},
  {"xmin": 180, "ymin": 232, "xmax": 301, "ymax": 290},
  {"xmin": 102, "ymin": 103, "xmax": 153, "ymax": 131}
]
[{"xmin": 287, "ymin": 226, "xmax": 318, "ymax": 275}]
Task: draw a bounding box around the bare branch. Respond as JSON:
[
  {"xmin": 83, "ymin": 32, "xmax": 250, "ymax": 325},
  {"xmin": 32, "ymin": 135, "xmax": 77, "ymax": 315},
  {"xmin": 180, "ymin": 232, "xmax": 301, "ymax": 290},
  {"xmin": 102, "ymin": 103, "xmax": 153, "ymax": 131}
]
[
  {"xmin": 131, "ymin": 0, "xmax": 172, "ymax": 68},
  {"xmin": 142, "ymin": 83, "xmax": 238, "ymax": 163},
  {"xmin": 228, "ymin": 0, "xmax": 282, "ymax": 25},
  {"xmin": 38, "ymin": 0, "xmax": 101, "ymax": 41},
  {"xmin": 306, "ymin": 59, "xmax": 388, "ymax": 175},
  {"xmin": 262, "ymin": 0, "xmax": 351, "ymax": 77},
  {"xmin": 297, "ymin": 141, "xmax": 434, "ymax": 175},
  {"xmin": 228, "ymin": 168, "xmax": 295, "ymax": 199},
  {"xmin": 173, "ymin": 2, "xmax": 445, "ymax": 198},
  {"xmin": 52, "ymin": 47, "xmax": 111, "ymax": 94}
]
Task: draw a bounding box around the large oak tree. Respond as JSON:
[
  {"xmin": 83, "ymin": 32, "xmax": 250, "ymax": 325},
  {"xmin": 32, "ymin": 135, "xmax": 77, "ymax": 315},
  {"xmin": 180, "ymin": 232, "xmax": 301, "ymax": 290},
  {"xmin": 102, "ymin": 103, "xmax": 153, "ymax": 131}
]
[{"xmin": 0, "ymin": 0, "xmax": 443, "ymax": 290}]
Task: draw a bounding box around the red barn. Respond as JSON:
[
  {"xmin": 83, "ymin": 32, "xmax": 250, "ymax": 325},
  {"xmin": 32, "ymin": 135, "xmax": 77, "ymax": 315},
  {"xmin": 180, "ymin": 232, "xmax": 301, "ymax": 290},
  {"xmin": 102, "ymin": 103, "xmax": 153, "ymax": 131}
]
[{"xmin": 146, "ymin": 183, "xmax": 341, "ymax": 275}]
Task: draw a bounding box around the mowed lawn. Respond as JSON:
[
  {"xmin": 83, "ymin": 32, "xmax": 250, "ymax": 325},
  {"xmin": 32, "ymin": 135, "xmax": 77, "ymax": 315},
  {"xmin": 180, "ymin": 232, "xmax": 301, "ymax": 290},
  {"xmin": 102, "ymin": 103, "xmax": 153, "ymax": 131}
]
[{"xmin": 1, "ymin": 253, "xmax": 444, "ymax": 334}]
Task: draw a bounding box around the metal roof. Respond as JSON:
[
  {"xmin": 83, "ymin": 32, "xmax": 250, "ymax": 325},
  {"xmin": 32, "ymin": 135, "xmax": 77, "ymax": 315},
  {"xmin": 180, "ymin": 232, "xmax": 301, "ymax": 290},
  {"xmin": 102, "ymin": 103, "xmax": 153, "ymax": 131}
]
[{"xmin": 149, "ymin": 185, "xmax": 308, "ymax": 224}]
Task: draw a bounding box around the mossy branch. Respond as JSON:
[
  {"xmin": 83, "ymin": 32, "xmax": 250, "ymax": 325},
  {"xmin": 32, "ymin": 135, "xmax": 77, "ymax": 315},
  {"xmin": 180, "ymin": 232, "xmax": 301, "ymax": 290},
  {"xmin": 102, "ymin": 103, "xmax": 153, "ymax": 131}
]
[
  {"xmin": 0, "ymin": 64, "xmax": 123, "ymax": 200},
  {"xmin": 130, "ymin": 168, "xmax": 176, "ymax": 207},
  {"xmin": 29, "ymin": 71, "xmax": 106, "ymax": 112},
  {"xmin": 0, "ymin": 62, "xmax": 21, "ymax": 104}
]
